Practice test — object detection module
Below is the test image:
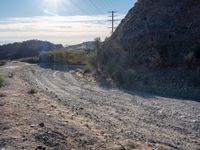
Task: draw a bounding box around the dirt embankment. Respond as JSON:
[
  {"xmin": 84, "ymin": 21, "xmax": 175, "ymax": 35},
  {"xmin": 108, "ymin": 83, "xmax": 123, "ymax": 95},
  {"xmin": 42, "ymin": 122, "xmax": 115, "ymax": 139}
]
[{"xmin": 0, "ymin": 62, "xmax": 200, "ymax": 150}]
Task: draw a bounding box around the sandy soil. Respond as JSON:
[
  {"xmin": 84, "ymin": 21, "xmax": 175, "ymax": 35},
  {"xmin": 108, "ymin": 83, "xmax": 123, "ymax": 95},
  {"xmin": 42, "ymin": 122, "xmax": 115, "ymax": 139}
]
[{"xmin": 0, "ymin": 61, "xmax": 200, "ymax": 150}]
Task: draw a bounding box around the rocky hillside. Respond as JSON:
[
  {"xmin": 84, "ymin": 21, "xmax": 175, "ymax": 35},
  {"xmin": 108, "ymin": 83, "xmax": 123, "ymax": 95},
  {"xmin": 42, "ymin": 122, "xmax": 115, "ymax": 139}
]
[
  {"xmin": 0, "ymin": 40, "xmax": 63, "ymax": 60},
  {"xmin": 99, "ymin": 0, "xmax": 200, "ymax": 99}
]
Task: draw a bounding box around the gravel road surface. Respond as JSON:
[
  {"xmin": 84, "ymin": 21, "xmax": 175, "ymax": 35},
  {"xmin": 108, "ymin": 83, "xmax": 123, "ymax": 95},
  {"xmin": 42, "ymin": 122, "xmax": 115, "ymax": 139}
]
[{"xmin": 1, "ymin": 62, "xmax": 200, "ymax": 150}]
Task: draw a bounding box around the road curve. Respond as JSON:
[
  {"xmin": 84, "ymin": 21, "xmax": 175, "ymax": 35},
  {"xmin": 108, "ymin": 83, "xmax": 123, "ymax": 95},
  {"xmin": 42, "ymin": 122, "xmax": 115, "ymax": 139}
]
[{"xmin": 21, "ymin": 64, "xmax": 200, "ymax": 150}]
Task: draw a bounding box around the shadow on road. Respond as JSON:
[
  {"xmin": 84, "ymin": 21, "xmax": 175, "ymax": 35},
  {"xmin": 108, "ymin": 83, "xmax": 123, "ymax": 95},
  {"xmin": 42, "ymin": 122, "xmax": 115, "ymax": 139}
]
[
  {"xmin": 39, "ymin": 63, "xmax": 83, "ymax": 72},
  {"xmin": 38, "ymin": 63, "xmax": 200, "ymax": 102}
]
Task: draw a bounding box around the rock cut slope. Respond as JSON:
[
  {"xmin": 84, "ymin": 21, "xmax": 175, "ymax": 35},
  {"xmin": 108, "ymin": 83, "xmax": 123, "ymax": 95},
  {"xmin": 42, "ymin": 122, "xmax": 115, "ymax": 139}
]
[
  {"xmin": 111, "ymin": 0, "xmax": 200, "ymax": 66},
  {"xmin": 100, "ymin": 0, "xmax": 200, "ymax": 99}
]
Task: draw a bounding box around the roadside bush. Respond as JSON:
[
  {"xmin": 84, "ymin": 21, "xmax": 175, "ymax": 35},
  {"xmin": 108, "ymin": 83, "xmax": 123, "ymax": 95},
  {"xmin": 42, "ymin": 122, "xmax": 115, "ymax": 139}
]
[
  {"xmin": 40, "ymin": 49, "xmax": 99, "ymax": 74},
  {"xmin": 28, "ymin": 88, "xmax": 37, "ymax": 95},
  {"xmin": 39, "ymin": 49, "xmax": 93, "ymax": 65},
  {"xmin": 0, "ymin": 60, "xmax": 7, "ymax": 66},
  {"xmin": 84, "ymin": 53, "xmax": 97, "ymax": 73},
  {"xmin": 104, "ymin": 60, "xmax": 138, "ymax": 85},
  {"xmin": 122, "ymin": 69, "xmax": 139, "ymax": 84},
  {"xmin": 104, "ymin": 59, "xmax": 117, "ymax": 75},
  {"xmin": 0, "ymin": 75, "xmax": 5, "ymax": 87},
  {"xmin": 104, "ymin": 60, "xmax": 124, "ymax": 84},
  {"xmin": 112, "ymin": 68, "xmax": 124, "ymax": 84}
]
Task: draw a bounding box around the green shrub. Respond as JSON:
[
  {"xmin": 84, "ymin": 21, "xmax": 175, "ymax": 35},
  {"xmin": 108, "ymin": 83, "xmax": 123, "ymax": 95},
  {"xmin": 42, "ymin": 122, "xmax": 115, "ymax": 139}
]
[
  {"xmin": 40, "ymin": 48, "xmax": 99, "ymax": 74},
  {"xmin": 40, "ymin": 49, "xmax": 93, "ymax": 65},
  {"xmin": 84, "ymin": 53, "xmax": 97, "ymax": 72},
  {"xmin": 0, "ymin": 75, "xmax": 5, "ymax": 87}
]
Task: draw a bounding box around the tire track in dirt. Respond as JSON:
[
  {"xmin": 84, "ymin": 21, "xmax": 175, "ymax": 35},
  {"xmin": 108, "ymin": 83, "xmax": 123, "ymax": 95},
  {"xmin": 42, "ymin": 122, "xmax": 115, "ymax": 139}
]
[{"xmin": 24, "ymin": 65, "xmax": 200, "ymax": 150}]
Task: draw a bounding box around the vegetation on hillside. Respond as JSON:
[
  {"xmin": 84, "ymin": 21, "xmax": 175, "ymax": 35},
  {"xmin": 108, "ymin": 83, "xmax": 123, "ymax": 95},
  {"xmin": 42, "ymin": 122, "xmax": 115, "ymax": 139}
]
[
  {"xmin": 38, "ymin": 39, "xmax": 102, "ymax": 74},
  {"xmin": 96, "ymin": 40, "xmax": 200, "ymax": 89},
  {"xmin": 97, "ymin": 41, "xmax": 140, "ymax": 85},
  {"xmin": 38, "ymin": 48, "xmax": 97, "ymax": 75},
  {"xmin": 0, "ymin": 40, "xmax": 63, "ymax": 60},
  {"xmin": 39, "ymin": 48, "xmax": 96, "ymax": 66}
]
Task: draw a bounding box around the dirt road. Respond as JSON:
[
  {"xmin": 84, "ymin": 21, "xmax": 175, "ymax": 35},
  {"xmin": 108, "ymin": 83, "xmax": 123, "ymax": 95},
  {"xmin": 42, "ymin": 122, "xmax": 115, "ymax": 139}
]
[{"xmin": 0, "ymin": 62, "xmax": 200, "ymax": 150}]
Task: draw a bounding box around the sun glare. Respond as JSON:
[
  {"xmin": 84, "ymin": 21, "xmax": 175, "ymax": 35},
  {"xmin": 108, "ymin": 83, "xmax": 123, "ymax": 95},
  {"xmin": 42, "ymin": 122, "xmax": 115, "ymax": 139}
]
[{"xmin": 43, "ymin": 0, "xmax": 64, "ymax": 13}]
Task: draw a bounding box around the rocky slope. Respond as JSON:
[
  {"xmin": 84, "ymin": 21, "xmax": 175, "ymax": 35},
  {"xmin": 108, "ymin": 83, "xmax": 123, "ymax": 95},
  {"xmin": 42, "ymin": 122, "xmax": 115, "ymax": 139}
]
[
  {"xmin": 0, "ymin": 40, "xmax": 63, "ymax": 60},
  {"xmin": 100, "ymin": 0, "xmax": 200, "ymax": 99},
  {"xmin": 111, "ymin": 0, "xmax": 200, "ymax": 68}
]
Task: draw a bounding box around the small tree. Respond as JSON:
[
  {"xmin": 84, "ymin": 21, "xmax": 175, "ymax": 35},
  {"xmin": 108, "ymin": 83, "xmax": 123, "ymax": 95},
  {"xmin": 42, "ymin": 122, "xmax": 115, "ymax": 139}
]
[
  {"xmin": 94, "ymin": 37, "xmax": 102, "ymax": 71},
  {"xmin": 94, "ymin": 37, "xmax": 101, "ymax": 55}
]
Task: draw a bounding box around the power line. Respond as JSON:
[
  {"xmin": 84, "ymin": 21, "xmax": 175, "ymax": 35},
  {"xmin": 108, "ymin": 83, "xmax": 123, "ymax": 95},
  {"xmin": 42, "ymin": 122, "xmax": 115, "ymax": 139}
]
[
  {"xmin": 88, "ymin": 0, "xmax": 104, "ymax": 14},
  {"xmin": 101, "ymin": 0, "xmax": 110, "ymax": 11},
  {"xmin": 106, "ymin": 0, "xmax": 114, "ymax": 9},
  {"xmin": 69, "ymin": 0, "xmax": 91, "ymax": 15},
  {"xmin": 108, "ymin": 11, "xmax": 117, "ymax": 34}
]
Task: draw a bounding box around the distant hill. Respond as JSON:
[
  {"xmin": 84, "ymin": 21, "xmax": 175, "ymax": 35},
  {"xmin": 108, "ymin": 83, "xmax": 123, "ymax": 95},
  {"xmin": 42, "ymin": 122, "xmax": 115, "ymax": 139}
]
[
  {"xmin": 0, "ymin": 40, "xmax": 63, "ymax": 60},
  {"xmin": 99, "ymin": 0, "xmax": 200, "ymax": 98}
]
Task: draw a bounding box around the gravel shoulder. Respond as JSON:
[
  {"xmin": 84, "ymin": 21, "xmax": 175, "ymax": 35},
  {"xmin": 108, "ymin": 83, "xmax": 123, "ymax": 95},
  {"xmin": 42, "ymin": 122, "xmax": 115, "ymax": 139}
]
[{"xmin": 0, "ymin": 62, "xmax": 200, "ymax": 150}]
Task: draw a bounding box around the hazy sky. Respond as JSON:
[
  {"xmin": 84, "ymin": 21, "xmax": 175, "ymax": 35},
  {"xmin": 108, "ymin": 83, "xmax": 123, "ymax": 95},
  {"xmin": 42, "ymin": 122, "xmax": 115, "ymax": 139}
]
[{"xmin": 0, "ymin": 0, "xmax": 136, "ymax": 45}]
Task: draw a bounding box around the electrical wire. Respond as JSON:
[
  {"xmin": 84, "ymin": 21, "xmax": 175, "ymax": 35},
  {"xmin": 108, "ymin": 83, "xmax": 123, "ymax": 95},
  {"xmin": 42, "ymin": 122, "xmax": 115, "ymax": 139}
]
[{"xmin": 88, "ymin": 0, "xmax": 105, "ymax": 14}]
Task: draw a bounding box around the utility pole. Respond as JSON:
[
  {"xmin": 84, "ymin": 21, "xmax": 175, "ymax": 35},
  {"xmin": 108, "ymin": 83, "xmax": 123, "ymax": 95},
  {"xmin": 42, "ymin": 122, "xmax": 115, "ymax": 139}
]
[{"xmin": 108, "ymin": 11, "xmax": 117, "ymax": 34}]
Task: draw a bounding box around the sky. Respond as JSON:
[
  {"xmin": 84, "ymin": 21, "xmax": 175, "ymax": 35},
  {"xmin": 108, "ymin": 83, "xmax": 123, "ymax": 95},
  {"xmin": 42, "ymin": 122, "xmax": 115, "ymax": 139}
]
[{"xmin": 0, "ymin": 0, "xmax": 136, "ymax": 45}]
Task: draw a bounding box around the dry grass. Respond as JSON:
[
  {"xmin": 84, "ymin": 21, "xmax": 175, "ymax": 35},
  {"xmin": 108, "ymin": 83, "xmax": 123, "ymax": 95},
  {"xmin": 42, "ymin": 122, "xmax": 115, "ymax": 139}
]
[{"xmin": 0, "ymin": 75, "xmax": 5, "ymax": 87}]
